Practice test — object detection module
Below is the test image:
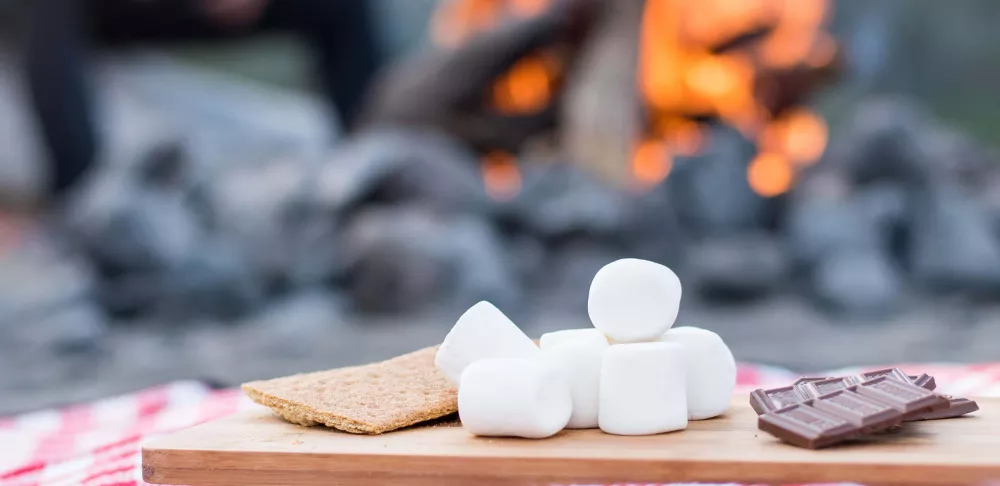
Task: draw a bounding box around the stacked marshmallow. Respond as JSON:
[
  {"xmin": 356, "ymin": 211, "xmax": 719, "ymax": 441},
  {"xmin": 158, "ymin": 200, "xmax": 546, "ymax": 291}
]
[{"xmin": 435, "ymin": 258, "xmax": 736, "ymax": 438}]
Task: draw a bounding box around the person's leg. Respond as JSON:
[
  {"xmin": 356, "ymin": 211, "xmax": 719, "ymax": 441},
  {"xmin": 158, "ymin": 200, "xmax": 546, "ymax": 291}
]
[
  {"xmin": 260, "ymin": 0, "xmax": 382, "ymax": 130},
  {"xmin": 24, "ymin": 0, "xmax": 99, "ymax": 197},
  {"xmin": 90, "ymin": 0, "xmax": 241, "ymax": 44}
]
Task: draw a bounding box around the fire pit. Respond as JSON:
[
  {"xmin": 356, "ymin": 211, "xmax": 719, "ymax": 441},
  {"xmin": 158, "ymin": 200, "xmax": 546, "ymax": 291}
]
[{"xmin": 4, "ymin": 0, "xmax": 1000, "ymax": 414}]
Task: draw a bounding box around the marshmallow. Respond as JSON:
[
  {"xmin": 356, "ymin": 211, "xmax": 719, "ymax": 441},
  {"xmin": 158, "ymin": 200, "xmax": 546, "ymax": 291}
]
[
  {"xmin": 541, "ymin": 335, "xmax": 609, "ymax": 428},
  {"xmin": 539, "ymin": 328, "xmax": 608, "ymax": 350},
  {"xmin": 588, "ymin": 259, "xmax": 682, "ymax": 343},
  {"xmin": 458, "ymin": 357, "xmax": 572, "ymax": 438},
  {"xmin": 435, "ymin": 301, "xmax": 540, "ymax": 385},
  {"xmin": 660, "ymin": 326, "xmax": 736, "ymax": 420},
  {"xmin": 599, "ymin": 342, "xmax": 687, "ymax": 435}
]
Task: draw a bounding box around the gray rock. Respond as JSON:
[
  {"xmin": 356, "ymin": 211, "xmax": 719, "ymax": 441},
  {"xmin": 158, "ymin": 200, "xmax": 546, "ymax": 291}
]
[
  {"xmin": 531, "ymin": 240, "xmax": 621, "ymax": 313},
  {"xmin": 827, "ymin": 98, "xmax": 993, "ymax": 188},
  {"xmin": 66, "ymin": 145, "xmax": 204, "ymax": 275},
  {"xmin": 500, "ymin": 162, "xmax": 631, "ymax": 241},
  {"xmin": 242, "ymin": 290, "xmax": 345, "ymax": 357},
  {"xmin": 854, "ymin": 183, "xmax": 910, "ymax": 261},
  {"xmin": 157, "ymin": 238, "xmax": 266, "ymax": 319},
  {"xmin": 99, "ymin": 237, "xmax": 265, "ymax": 319},
  {"xmin": 314, "ymin": 129, "xmax": 489, "ymax": 216},
  {"xmin": 811, "ymin": 249, "xmax": 903, "ymax": 315},
  {"xmin": 826, "ymin": 98, "xmax": 932, "ymax": 185},
  {"xmin": 980, "ymin": 168, "xmax": 1000, "ymax": 237},
  {"xmin": 340, "ymin": 207, "xmax": 516, "ymax": 314},
  {"xmin": 0, "ymin": 249, "xmax": 95, "ymax": 323},
  {"xmin": 201, "ymin": 156, "xmax": 339, "ymax": 287},
  {"xmin": 618, "ymin": 187, "xmax": 686, "ymax": 269},
  {"xmin": 786, "ymin": 174, "xmax": 880, "ymax": 267},
  {"xmin": 921, "ymin": 125, "xmax": 995, "ymax": 189},
  {"xmin": 668, "ymin": 125, "xmax": 767, "ymax": 236},
  {"xmin": 856, "ymin": 183, "xmax": 909, "ymax": 234},
  {"xmin": 689, "ymin": 233, "xmax": 790, "ymax": 301},
  {"xmin": 18, "ymin": 302, "xmax": 109, "ymax": 355},
  {"xmin": 908, "ymin": 184, "xmax": 1000, "ymax": 295}
]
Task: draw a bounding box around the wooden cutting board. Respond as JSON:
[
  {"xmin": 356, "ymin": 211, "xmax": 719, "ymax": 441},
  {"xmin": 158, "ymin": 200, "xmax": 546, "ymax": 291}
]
[{"xmin": 142, "ymin": 396, "xmax": 998, "ymax": 486}]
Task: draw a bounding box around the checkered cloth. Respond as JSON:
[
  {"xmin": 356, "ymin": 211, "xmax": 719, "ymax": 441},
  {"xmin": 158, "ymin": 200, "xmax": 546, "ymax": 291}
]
[{"xmin": 3, "ymin": 363, "xmax": 1000, "ymax": 486}]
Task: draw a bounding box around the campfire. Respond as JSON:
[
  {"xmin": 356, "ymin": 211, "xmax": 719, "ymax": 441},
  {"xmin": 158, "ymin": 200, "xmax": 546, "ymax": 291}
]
[
  {"xmin": 41, "ymin": 0, "xmax": 1000, "ymax": 340},
  {"xmin": 428, "ymin": 0, "xmax": 837, "ymax": 197}
]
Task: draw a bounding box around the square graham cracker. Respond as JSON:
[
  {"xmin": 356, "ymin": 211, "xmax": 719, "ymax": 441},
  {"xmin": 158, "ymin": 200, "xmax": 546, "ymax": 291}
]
[{"xmin": 242, "ymin": 345, "xmax": 457, "ymax": 434}]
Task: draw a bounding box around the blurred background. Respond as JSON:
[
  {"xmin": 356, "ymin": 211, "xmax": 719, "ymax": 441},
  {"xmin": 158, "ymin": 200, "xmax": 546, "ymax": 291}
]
[{"xmin": 1, "ymin": 0, "xmax": 1000, "ymax": 414}]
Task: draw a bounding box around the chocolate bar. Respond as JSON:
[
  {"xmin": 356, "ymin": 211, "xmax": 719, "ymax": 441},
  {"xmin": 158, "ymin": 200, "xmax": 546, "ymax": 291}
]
[
  {"xmin": 751, "ymin": 368, "xmax": 938, "ymax": 416},
  {"xmin": 756, "ymin": 371, "xmax": 951, "ymax": 449}
]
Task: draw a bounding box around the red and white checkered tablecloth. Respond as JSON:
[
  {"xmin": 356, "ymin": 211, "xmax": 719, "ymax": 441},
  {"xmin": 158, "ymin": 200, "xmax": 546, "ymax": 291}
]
[{"xmin": 3, "ymin": 363, "xmax": 1000, "ymax": 486}]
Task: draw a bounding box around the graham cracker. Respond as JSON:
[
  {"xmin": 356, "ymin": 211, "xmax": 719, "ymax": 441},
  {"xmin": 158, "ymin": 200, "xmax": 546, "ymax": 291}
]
[{"xmin": 241, "ymin": 345, "xmax": 457, "ymax": 434}]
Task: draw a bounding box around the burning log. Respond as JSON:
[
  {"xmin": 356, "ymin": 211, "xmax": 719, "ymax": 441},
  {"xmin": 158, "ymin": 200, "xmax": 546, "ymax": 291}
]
[
  {"xmin": 560, "ymin": 0, "xmax": 645, "ymax": 186},
  {"xmin": 364, "ymin": 0, "xmax": 840, "ymax": 197},
  {"xmin": 361, "ymin": 0, "xmax": 601, "ymax": 154}
]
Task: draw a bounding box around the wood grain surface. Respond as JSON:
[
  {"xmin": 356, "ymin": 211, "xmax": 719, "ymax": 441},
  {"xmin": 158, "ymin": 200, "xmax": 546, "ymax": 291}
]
[{"xmin": 142, "ymin": 396, "xmax": 998, "ymax": 486}]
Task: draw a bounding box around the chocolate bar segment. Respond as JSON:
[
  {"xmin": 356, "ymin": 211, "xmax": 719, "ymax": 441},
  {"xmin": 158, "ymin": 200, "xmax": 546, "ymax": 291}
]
[
  {"xmin": 862, "ymin": 369, "xmax": 936, "ymax": 391},
  {"xmin": 913, "ymin": 373, "xmax": 936, "ymax": 391},
  {"xmin": 852, "ymin": 375, "xmax": 949, "ymax": 420},
  {"xmin": 809, "ymin": 389, "xmax": 901, "ymax": 432},
  {"xmin": 758, "ymin": 402, "xmax": 858, "ymax": 449},
  {"xmin": 799, "ymin": 376, "xmax": 862, "ymax": 398},
  {"xmin": 749, "ymin": 385, "xmax": 809, "ymax": 415},
  {"xmin": 916, "ymin": 396, "xmax": 978, "ymax": 420}
]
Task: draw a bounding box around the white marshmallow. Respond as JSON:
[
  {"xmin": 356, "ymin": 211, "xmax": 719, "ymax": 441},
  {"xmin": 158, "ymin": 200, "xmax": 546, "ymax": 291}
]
[
  {"xmin": 588, "ymin": 259, "xmax": 682, "ymax": 343},
  {"xmin": 539, "ymin": 328, "xmax": 609, "ymax": 350},
  {"xmin": 660, "ymin": 326, "xmax": 736, "ymax": 420},
  {"xmin": 599, "ymin": 342, "xmax": 687, "ymax": 435},
  {"xmin": 541, "ymin": 335, "xmax": 609, "ymax": 428},
  {"xmin": 435, "ymin": 301, "xmax": 540, "ymax": 385},
  {"xmin": 458, "ymin": 357, "xmax": 572, "ymax": 438}
]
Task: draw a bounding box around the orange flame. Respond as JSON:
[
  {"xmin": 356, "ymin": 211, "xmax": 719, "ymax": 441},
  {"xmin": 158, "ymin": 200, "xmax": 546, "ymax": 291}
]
[
  {"xmin": 491, "ymin": 54, "xmax": 558, "ymax": 114},
  {"xmin": 637, "ymin": 0, "xmax": 832, "ymax": 191},
  {"xmin": 432, "ymin": 0, "xmax": 558, "ymax": 116},
  {"xmin": 747, "ymin": 152, "xmax": 794, "ymax": 197},
  {"xmin": 481, "ymin": 151, "xmax": 522, "ymax": 200},
  {"xmin": 632, "ymin": 139, "xmax": 673, "ymax": 187},
  {"xmin": 759, "ymin": 108, "xmax": 828, "ymax": 166},
  {"xmin": 434, "ymin": 0, "xmax": 835, "ymax": 194}
]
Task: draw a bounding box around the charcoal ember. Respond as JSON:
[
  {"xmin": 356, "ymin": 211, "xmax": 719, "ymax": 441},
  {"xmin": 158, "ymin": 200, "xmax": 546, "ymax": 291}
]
[
  {"xmin": 811, "ymin": 248, "xmax": 903, "ymax": 316},
  {"xmin": 340, "ymin": 208, "xmax": 517, "ymax": 314},
  {"xmin": 314, "ymin": 129, "xmax": 490, "ymax": 216},
  {"xmin": 18, "ymin": 302, "xmax": 109, "ymax": 355},
  {"xmin": 498, "ymin": 161, "xmax": 632, "ymax": 241},
  {"xmin": 908, "ymin": 184, "xmax": 1000, "ymax": 295},
  {"xmin": 200, "ymin": 157, "xmax": 339, "ymax": 287},
  {"xmin": 786, "ymin": 174, "xmax": 880, "ymax": 267},
  {"xmin": 688, "ymin": 232, "xmax": 790, "ymax": 301},
  {"xmin": 667, "ymin": 125, "xmax": 768, "ymax": 236},
  {"xmin": 66, "ymin": 144, "xmax": 204, "ymax": 275}
]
